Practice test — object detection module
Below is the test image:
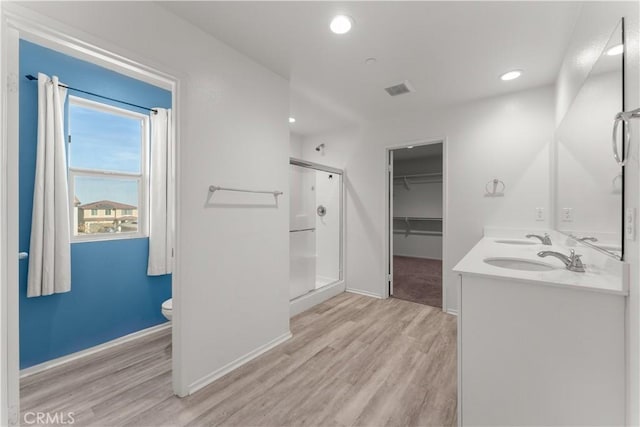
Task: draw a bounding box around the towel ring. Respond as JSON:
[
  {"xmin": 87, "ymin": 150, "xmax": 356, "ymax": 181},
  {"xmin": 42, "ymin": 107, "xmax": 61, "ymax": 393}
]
[{"xmin": 485, "ymin": 178, "xmax": 505, "ymax": 196}]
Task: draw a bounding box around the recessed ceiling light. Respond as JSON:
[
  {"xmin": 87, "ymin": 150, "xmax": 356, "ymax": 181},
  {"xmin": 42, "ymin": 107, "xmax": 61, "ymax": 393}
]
[
  {"xmin": 330, "ymin": 15, "xmax": 353, "ymax": 34},
  {"xmin": 407, "ymin": 146, "xmax": 414, "ymax": 149},
  {"xmin": 289, "ymin": 117, "xmax": 296, "ymax": 123},
  {"xmin": 606, "ymin": 44, "xmax": 624, "ymax": 56},
  {"xmin": 500, "ymin": 70, "xmax": 522, "ymax": 81},
  {"xmin": 365, "ymin": 57, "xmax": 377, "ymax": 65}
]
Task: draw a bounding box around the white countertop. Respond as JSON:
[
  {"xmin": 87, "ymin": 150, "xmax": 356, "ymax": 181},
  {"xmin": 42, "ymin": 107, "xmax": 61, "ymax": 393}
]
[{"xmin": 453, "ymin": 234, "xmax": 628, "ymax": 296}]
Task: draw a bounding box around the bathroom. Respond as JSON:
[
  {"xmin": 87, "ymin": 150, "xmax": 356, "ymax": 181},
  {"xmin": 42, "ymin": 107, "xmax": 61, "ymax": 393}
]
[
  {"xmin": 0, "ymin": 1, "xmax": 638, "ymax": 426},
  {"xmin": 17, "ymin": 40, "xmax": 174, "ymax": 375}
]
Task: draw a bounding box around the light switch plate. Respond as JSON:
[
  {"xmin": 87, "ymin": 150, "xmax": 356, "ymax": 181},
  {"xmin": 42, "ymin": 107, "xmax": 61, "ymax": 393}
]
[
  {"xmin": 535, "ymin": 207, "xmax": 545, "ymax": 221},
  {"xmin": 626, "ymin": 208, "xmax": 635, "ymax": 241},
  {"xmin": 562, "ymin": 208, "xmax": 573, "ymax": 222}
]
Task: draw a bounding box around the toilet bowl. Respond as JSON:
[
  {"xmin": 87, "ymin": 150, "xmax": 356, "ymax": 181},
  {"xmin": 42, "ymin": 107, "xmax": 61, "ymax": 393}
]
[{"xmin": 161, "ymin": 298, "xmax": 172, "ymax": 321}]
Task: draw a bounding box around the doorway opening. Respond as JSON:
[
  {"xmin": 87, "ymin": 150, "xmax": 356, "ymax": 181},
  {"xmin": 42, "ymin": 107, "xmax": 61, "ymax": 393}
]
[
  {"xmin": 387, "ymin": 141, "xmax": 445, "ymax": 308},
  {"xmin": 2, "ymin": 14, "xmax": 180, "ymax": 423}
]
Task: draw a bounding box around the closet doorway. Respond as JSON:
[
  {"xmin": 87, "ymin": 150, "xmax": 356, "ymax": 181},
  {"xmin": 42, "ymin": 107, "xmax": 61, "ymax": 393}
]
[{"xmin": 387, "ymin": 141, "xmax": 445, "ymax": 309}]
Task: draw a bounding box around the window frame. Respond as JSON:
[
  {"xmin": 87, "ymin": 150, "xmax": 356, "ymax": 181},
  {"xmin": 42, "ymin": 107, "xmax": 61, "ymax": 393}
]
[{"xmin": 68, "ymin": 95, "xmax": 149, "ymax": 243}]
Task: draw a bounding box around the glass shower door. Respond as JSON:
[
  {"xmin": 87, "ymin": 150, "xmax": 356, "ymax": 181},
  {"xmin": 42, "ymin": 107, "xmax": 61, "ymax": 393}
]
[
  {"xmin": 289, "ymin": 160, "xmax": 343, "ymax": 300},
  {"xmin": 289, "ymin": 164, "xmax": 316, "ymax": 299}
]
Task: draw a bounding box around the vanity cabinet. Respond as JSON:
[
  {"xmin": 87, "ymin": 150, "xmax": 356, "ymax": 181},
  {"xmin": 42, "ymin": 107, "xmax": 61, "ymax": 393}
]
[{"xmin": 457, "ymin": 274, "xmax": 625, "ymax": 426}]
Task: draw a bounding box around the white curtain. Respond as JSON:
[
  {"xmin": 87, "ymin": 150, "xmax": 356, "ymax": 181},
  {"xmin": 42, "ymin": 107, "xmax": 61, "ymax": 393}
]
[
  {"xmin": 148, "ymin": 108, "xmax": 174, "ymax": 276},
  {"xmin": 27, "ymin": 73, "xmax": 71, "ymax": 297}
]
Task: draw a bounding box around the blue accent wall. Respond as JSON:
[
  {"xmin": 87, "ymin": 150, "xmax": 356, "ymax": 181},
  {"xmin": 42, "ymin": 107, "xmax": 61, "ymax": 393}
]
[{"xmin": 19, "ymin": 40, "xmax": 172, "ymax": 369}]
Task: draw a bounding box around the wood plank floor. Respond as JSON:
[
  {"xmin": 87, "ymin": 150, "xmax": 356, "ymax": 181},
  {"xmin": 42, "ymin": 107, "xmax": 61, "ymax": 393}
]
[{"xmin": 20, "ymin": 293, "xmax": 457, "ymax": 427}]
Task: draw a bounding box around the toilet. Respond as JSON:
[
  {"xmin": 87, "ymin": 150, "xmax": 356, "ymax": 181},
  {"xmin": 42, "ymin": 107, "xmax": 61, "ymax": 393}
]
[{"xmin": 161, "ymin": 298, "xmax": 172, "ymax": 321}]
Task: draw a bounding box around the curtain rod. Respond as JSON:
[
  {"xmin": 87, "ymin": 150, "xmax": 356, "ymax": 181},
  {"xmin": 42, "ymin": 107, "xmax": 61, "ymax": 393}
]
[{"xmin": 25, "ymin": 74, "xmax": 158, "ymax": 114}]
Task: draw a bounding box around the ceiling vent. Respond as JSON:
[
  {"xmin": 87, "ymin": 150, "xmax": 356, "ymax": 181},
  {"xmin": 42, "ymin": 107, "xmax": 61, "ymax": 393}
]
[{"xmin": 384, "ymin": 80, "xmax": 414, "ymax": 97}]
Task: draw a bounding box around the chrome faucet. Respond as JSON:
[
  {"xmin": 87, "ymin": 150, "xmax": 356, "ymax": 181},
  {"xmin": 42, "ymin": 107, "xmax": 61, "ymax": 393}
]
[
  {"xmin": 526, "ymin": 233, "xmax": 552, "ymax": 245},
  {"xmin": 537, "ymin": 249, "xmax": 586, "ymax": 273}
]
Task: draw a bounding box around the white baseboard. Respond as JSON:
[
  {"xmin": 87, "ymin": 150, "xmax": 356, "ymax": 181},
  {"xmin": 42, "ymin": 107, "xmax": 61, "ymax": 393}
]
[
  {"xmin": 446, "ymin": 308, "xmax": 458, "ymax": 316},
  {"xmin": 346, "ymin": 288, "xmax": 384, "ymax": 299},
  {"xmin": 187, "ymin": 331, "xmax": 292, "ymax": 395},
  {"xmin": 20, "ymin": 322, "xmax": 171, "ymax": 378},
  {"xmin": 290, "ymin": 280, "xmax": 345, "ymax": 317}
]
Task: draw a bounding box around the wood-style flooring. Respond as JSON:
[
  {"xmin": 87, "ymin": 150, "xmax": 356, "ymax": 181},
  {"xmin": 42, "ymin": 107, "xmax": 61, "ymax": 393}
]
[{"xmin": 20, "ymin": 292, "xmax": 457, "ymax": 427}]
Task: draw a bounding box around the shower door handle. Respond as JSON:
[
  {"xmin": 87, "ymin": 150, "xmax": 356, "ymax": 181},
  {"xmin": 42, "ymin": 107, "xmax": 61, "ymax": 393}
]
[
  {"xmin": 290, "ymin": 228, "xmax": 316, "ymax": 233},
  {"xmin": 19, "ymin": 252, "xmax": 28, "ymax": 260}
]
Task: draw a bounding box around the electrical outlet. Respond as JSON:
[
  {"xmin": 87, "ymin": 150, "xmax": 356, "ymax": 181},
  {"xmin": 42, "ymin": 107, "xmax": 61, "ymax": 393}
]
[
  {"xmin": 562, "ymin": 208, "xmax": 573, "ymax": 222},
  {"xmin": 626, "ymin": 208, "xmax": 636, "ymax": 241},
  {"xmin": 535, "ymin": 207, "xmax": 545, "ymax": 222}
]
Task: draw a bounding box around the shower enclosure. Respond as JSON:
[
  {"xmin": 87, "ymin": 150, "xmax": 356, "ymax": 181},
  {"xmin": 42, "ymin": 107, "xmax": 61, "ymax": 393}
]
[{"xmin": 289, "ymin": 159, "xmax": 343, "ymax": 300}]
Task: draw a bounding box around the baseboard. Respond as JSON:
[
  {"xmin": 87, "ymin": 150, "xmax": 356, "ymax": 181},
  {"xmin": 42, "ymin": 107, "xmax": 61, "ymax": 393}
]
[
  {"xmin": 20, "ymin": 322, "xmax": 171, "ymax": 378},
  {"xmin": 393, "ymin": 254, "xmax": 443, "ymax": 261},
  {"xmin": 346, "ymin": 288, "xmax": 384, "ymax": 299},
  {"xmin": 290, "ymin": 280, "xmax": 345, "ymax": 317},
  {"xmin": 446, "ymin": 308, "xmax": 458, "ymax": 316},
  {"xmin": 187, "ymin": 331, "xmax": 292, "ymax": 395}
]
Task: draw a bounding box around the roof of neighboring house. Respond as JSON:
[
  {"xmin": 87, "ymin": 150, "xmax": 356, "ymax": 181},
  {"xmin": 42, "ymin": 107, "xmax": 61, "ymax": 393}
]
[
  {"xmin": 80, "ymin": 216, "xmax": 138, "ymax": 222},
  {"xmin": 78, "ymin": 200, "xmax": 137, "ymax": 210},
  {"xmin": 74, "ymin": 196, "xmax": 81, "ymax": 206}
]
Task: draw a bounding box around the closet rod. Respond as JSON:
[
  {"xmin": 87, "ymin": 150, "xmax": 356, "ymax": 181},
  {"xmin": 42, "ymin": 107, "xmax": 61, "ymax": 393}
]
[{"xmin": 25, "ymin": 74, "xmax": 158, "ymax": 114}]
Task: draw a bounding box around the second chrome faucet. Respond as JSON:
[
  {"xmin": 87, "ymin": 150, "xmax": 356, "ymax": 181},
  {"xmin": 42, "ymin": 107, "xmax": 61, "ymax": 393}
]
[{"xmin": 526, "ymin": 233, "xmax": 552, "ymax": 245}]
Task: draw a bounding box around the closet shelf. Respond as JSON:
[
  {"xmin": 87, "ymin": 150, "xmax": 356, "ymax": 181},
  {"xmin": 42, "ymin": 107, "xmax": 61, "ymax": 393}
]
[
  {"xmin": 393, "ymin": 173, "xmax": 442, "ymax": 189},
  {"xmin": 393, "ymin": 230, "xmax": 443, "ymax": 236},
  {"xmin": 393, "ymin": 173, "xmax": 442, "ymax": 179},
  {"xmin": 393, "ymin": 216, "xmax": 442, "ymax": 221}
]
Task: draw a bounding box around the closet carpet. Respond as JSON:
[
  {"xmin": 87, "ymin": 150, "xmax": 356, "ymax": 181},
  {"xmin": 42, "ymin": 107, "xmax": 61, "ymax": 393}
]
[{"xmin": 393, "ymin": 256, "xmax": 443, "ymax": 308}]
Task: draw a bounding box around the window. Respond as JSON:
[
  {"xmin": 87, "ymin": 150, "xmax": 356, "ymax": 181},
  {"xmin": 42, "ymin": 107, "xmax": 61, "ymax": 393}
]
[{"xmin": 68, "ymin": 96, "xmax": 148, "ymax": 240}]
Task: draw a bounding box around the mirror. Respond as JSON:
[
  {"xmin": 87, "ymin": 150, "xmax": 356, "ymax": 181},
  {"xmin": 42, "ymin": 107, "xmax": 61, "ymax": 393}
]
[{"xmin": 555, "ymin": 19, "xmax": 624, "ymax": 259}]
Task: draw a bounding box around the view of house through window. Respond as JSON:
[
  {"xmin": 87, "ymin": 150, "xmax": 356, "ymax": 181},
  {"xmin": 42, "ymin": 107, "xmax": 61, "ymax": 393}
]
[{"xmin": 68, "ymin": 96, "xmax": 147, "ymax": 239}]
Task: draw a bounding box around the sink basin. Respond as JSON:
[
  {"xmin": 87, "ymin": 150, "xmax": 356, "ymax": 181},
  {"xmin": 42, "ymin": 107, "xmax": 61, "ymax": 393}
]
[
  {"xmin": 494, "ymin": 239, "xmax": 537, "ymax": 246},
  {"xmin": 483, "ymin": 257, "xmax": 556, "ymax": 272}
]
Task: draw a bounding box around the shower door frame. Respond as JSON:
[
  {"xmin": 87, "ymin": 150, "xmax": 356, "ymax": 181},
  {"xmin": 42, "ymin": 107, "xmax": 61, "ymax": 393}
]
[
  {"xmin": 289, "ymin": 158, "xmax": 345, "ymax": 299},
  {"xmin": 384, "ymin": 137, "xmax": 448, "ymax": 312}
]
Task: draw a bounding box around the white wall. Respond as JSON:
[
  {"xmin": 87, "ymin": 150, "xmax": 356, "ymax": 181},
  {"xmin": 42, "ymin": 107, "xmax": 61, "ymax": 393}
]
[
  {"xmin": 290, "ymin": 132, "xmax": 303, "ymax": 159},
  {"xmin": 393, "ymin": 234, "xmax": 443, "ymax": 260},
  {"xmin": 554, "ymin": 2, "xmax": 640, "ymax": 423},
  {"xmin": 15, "ymin": 2, "xmax": 291, "ymax": 395},
  {"xmin": 300, "ymin": 86, "xmax": 554, "ymax": 312}
]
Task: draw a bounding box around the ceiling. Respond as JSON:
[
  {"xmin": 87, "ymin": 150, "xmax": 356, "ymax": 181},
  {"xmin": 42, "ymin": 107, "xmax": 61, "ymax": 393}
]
[{"xmin": 162, "ymin": 1, "xmax": 583, "ymax": 136}]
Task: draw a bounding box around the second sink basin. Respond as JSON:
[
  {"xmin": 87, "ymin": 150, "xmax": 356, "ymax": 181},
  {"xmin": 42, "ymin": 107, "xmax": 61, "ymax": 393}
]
[{"xmin": 484, "ymin": 257, "xmax": 556, "ymax": 272}]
